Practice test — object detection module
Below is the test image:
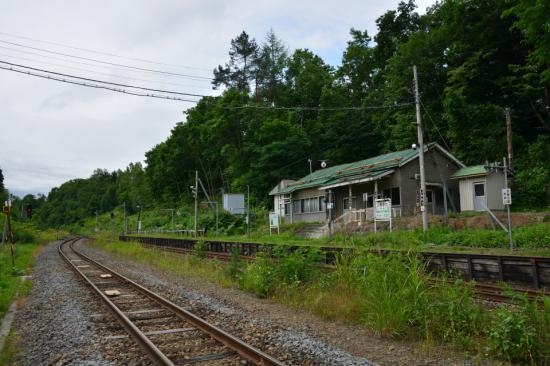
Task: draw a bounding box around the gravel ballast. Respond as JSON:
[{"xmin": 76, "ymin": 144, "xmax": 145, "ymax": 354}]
[
  {"xmin": 77, "ymin": 239, "xmax": 481, "ymax": 366},
  {"xmin": 12, "ymin": 240, "xmax": 152, "ymax": 366}
]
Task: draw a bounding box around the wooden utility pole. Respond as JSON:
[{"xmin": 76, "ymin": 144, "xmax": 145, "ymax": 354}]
[
  {"xmin": 413, "ymin": 65, "xmax": 429, "ymax": 231},
  {"xmin": 3, "ymin": 200, "xmax": 15, "ymax": 266},
  {"xmin": 505, "ymin": 108, "xmax": 513, "ymax": 172}
]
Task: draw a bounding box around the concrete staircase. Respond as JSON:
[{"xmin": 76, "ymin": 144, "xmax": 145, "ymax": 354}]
[{"xmin": 295, "ymin": 224, "xmax": 328, "ymax": 238}]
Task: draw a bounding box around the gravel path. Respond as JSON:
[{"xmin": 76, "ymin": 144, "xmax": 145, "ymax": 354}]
[
  {"xmin": 77, "ymin": 239, "xmax": 482, "ymax": 366},
  {"xmin": 12, "ymin": 240, "xmax": 152, "ymax": 366}
]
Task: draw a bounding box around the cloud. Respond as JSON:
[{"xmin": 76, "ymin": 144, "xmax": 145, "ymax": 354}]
[{"xmin": 0, "ymin": 0, "xmax": 436, "ymax": 197}]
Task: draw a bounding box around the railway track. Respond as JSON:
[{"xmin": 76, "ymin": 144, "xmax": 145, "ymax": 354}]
[
  {"xmin": 132, "ymin": 239, "xmax": 549, "ymax": 305},
  {"xmin": 59, "ymin": 237, "xmax": 285, "ymax": 366},
  {"xmin": 121, "ymin": 235, "xmax": 550, "ymax": 290}
]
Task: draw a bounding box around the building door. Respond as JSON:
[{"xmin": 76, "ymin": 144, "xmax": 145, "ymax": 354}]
[
  {"xmin": 473, "ymin": 182, "xmax": 486, "ymax": 211},
  {"xmin": 426, "ymin": 190, "xmax": 435, "ymax": 214}
]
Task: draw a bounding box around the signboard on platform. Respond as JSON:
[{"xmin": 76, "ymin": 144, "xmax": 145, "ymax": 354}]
[
  {"xmin": 374, "ymin": 198, "xmax": 392, "ymax": 232},
  {"xmin": 375, "ymin": 199, "xmax": 392, "ymax": 220},
  {"xmin": 269, "ymin": 212, "xmax": 280, "ymax": 235}
]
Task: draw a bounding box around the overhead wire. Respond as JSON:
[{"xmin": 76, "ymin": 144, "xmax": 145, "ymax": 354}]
[
  {"xmin": 0, "ymin": 60, "xmax": 207, "ymax": 97},
  {"xmin": 0, "ymin": 39, "xmax": 213, "ymax": 81},
  {"xmin": 0, "ymin": 64, "xmax": 200, "ymax": 102},
  {"xmin": 0, "ymin": 31, "xmax": 213, "ymax": 72},
  {"xmin": 0, "ymin": 45, "xmax": 212, "ymax": 87},
  {"xmin": 218, "ymin": 102, "xmax": 413, "ymax": 111},
  {"xmin": 0, "ymin": 49, "xmax": 214, "ymax": 90},
  {"xmin": 419, "ymin": 98, "xmax": 452, "ymax": 151}
]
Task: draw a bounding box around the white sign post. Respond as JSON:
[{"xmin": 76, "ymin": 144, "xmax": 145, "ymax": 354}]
[
  {"xmin": 374, "ymin": 198, "xmax": 392, "ymax": 233},
  {"xmin": 269, "ymin": 212, "xmax": 280, "ymax": 235},
  {"xmin": 502, "ymin": 188, "xmax": 512, "ymax": 205}
]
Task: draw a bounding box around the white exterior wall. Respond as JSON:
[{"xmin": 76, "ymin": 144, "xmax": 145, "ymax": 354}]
[{"xmin": 459, "ymin": 177, "xmax": 486, "ymax": 211}]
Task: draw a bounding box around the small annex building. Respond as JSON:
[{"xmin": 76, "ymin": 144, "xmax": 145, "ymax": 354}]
[
  {"xmin": 270, "ymin": 143, "xmax": 465, "ymax": 225},
  {"xmin": 450, "ymin": 165, "xmax": 506, "ymax": 212}
]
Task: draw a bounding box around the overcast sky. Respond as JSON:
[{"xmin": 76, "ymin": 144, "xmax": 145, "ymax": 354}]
[{"xmin": 0, "ymin": 0, "xmax": 434, "ymax": 197}]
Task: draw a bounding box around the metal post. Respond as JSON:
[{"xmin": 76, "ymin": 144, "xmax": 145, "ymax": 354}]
[
  {"xmin": 215, "ymin": 202, "xmax": 219, "ymax": 237},
  {"xmin": 171, "ymin": 209, "xmax": 174, "ymax": 231},
  {"xmin": 504, "ymin": 157, "xmax": 513, "ymax": 251},
  {"xmin": 137, "ymin": 205, "xmax": 142, "ymax": 233},
  {"xmin": 123, "ymin": 202, "xmax": 126, "ymax": 235},
  {"xmin": 413, "ymin": 65, "xmax": 429, "ymax": 231},
  {"xmin": 348, "ymin": 185, "xmax": 352, "ymax": 223},
  {"xmin": 247, "ymin": 185, "xmax": 250, "ymax": 237},
  {"xmin": 290, "ymin": 192, "xmax": 293, "ymax": 224},
  {"xmin": 95, "ymin": 210, "xmax": 99, "ymax": 232},
  {"xmin": 443, "ymin": 181, "xmax": 449, "ymax": 225},
  {"xmin": 327, "ymin": 190, "xmax": 333, "ymax": 241},
  {"xmin": 308, "ymin": 158, "xmax": 312, "ymax": 175},
  {"xmin": 194, "ymin": 170, "xmax": 198, "ymax": 238}
]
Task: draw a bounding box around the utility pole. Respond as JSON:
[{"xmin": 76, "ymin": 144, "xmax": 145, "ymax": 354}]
[
  {"xmin": 505, "ymin": 108, "xmax": 514, "ymax": 172},
  {"xmin": 95, "ymin": 210, "xmax": 99, "ymax": 232},
  {"xmin": 413, "ymin": 65, "xmax": 429, "ymax": 231},
  {"xmin": 194, "ymin": 170, "xmax": 198, "ymax": 238},
  {"xmin": 3, "ymin": 200, "xmax": 15, "ymax": 266},
  {"xmin": 503, "ymin": 157, "xmax": 514, "ymax": 251}
]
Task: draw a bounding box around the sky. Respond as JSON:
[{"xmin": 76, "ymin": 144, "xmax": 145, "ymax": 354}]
[{"xmin": 0, "ymin": 0, "xmax": 435, "ymax": 197}]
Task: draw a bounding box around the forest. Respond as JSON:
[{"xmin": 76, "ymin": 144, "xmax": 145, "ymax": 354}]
[{"xmin": 3, "ymin": 0, "xmax": 549, "ymax": 228}]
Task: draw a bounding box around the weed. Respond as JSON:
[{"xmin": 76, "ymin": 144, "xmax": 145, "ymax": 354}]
[{"xmin": 194, "ymin": 240, "xmax": 207, "ymax": 259}]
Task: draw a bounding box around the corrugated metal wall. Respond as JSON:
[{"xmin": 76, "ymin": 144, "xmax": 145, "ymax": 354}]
[{"xmin": 459, "ymin": 177, "xmax": 486, "ymax": 211}]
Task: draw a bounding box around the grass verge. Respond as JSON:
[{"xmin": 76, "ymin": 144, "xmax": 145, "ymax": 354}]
[{"xmin": 95, "ymin": 239, "xmax": 550, "ymax": 365}]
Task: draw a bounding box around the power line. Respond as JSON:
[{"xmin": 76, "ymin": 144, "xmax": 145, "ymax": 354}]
[
  {"xmin": 0, "ymin": 49, "xmax": 214, "ymax": 90},
  {"xmin": 419, "ymin": 98, "xmax": 451, "ymax": 151},
  {"xmin": 219, "ymin": 102, "xmax": 414, "ymax": 111},
  {"xmin": 0, "ymin": 31, "xmax": 213, "ymax": 72},
  {"xmin": 0, "ymin": 39, "xmax": 213, "ymax": 81},
  {"xmin": 0, "ymin": 65, "xmax": 199, "ymax": 102},
  {"xmin": 0, "ymin": 60, "xmax": 207, "ymax": 97}
]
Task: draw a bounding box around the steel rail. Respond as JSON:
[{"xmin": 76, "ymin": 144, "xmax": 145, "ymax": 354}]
[
  {"xmin": 61, "ymin": 237, "xmax": 285, "ymax": 366},
  {"xmin": 59, "ymin": 237, "xmax": 174, "ymax": 365}
]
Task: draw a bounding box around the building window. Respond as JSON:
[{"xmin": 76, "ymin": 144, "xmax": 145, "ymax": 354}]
[
  {"xmin": 284, "ymin": 202, "xmax": 290, "ymax": 216},
  {"xmin": 391, "ymin": 187, "xmax": 400, "ymax": 205},
  {"xmin": 293, "ymin": 200, "xmax": 301, "ymax": 214},
  {"xmin": 319, "ymin": 197, "xmax": 325, "ymax": 211},
  {"xmin": 343, "ymin": 196, "xmax": 357, "ymax": 210}
]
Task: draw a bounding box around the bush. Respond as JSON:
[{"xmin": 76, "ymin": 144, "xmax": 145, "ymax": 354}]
[
  {"xmin": 238, "ymin": 252, "xmax": 277, "ymax": 297},
  {"xmin": 194, "ymin": 240, "xmax": 207, "ymax": 259},
  {"xmin": 12, "ymin": 225, "xmax": 37, "ymax": 243}
]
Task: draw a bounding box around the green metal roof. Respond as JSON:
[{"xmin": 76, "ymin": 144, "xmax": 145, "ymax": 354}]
[
  {"xmin": 450, "ymin": 165, "xmax": 487, "ymax": 179},
  {"xmin": 273, "ymin": 145, "xmax": 434, "ymax": 195}
]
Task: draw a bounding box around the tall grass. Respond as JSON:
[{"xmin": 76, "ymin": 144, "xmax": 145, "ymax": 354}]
[{"xmin": 97, "ymin": 239, "xmax": 550, "ymax": 364}]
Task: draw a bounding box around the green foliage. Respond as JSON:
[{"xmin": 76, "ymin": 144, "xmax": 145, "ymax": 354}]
[
  {"xmin": 225, "ymin": 246, "xmax": 244, "ymax": 281},
  {"xmin": 238, "ymin": 252, "xmax": 277, "ymax": 297},
  {"xmin": 25, "ymin": 0, "xmax": 550, "ymax": 230},
  {"xmin": 238, "ymin": 247, "xmax": 321, "ymax": 297},
  {"xmin": 194, "ymin": 239, "xmax": 207, "ymax": 259}
]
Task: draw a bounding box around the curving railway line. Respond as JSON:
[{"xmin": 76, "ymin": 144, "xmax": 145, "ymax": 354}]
[{"xmin": 59, "ymin": 237, "xmax": 285, "ymax": 366}]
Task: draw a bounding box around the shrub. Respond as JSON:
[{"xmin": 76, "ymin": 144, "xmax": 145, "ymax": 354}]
[
  {"xmin": 238, "ymin": 252, "xmax": 277, "ymax": 298},
  {"xmin": 194, "ymin": 240, "xmax": 207, "ymax": 259},
  {"xmin": 225, "ymin": 246, "xmax": 243, "ymax": 281}
]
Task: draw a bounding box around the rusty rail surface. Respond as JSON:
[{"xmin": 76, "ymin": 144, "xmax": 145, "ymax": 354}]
[
  {"xmin": 120, "ymin": 235, "xmax": 550, "ymax": 290},
  {"xmin": 60, "ymin": 237, "xmax": 285, "ymax": 366}
]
